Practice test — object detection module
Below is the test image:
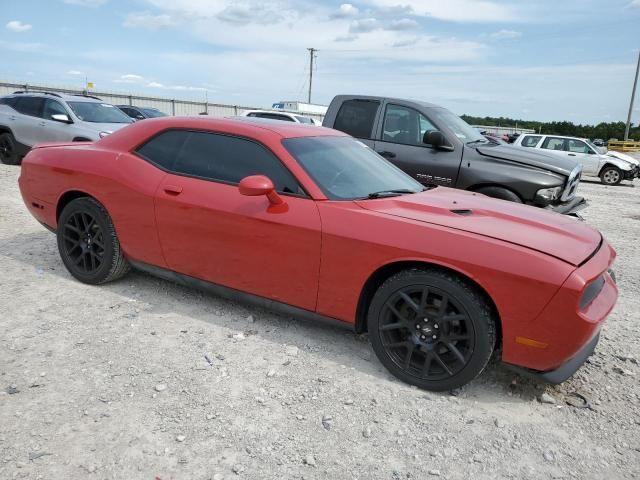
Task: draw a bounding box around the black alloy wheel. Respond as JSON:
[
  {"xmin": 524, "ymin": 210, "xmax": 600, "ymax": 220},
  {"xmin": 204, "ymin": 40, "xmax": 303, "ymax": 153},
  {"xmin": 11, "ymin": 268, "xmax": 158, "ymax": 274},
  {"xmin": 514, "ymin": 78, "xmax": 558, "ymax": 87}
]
[
  {"xmin": 369, "ymin": 269, "xmax": 496, "ymax": 391},
  {"xmin": 0, "ymin": 132, "xmax": 20, "ymax": 165},
  {"xmin": 57, "ymin": 197, "xmax": 130, "ymax": 284}
]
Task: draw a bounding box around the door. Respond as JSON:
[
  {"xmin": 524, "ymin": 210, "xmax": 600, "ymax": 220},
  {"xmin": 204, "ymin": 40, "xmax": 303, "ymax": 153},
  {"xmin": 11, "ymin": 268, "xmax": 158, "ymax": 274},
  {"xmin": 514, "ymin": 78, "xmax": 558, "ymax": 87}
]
[
  {"xmin": 565, "ymin": 138, "xmax": 600, "ymax": 175},
  {"xmin": 11, "ymin": 97, "xmax": 44, "ymax": 147},
  {"xmin": 39, "ymin": 99, "xmax": 75, "ymax": 143},
  {"xmin": 373, "ymin": 103, "xmax": 461, "ymax": 187},
  {"xmin": 139, "ymin": 129, "xmax": 322, "ymax": 311}
]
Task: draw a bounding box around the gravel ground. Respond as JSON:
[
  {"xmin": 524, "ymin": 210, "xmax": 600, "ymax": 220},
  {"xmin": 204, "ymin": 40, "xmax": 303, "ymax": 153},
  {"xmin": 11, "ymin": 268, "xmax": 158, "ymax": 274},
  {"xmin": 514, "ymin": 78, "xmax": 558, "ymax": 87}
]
[{"xmin": 0, "ymin": 162, "xmax": 639, "ymax": 480}]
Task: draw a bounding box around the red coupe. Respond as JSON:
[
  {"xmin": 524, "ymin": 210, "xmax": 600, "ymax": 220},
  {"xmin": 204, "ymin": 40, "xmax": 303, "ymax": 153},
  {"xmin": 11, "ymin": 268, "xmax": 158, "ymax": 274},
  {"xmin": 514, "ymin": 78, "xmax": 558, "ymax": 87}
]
[{"xmin": 18, "ymin": 117, "xmax": 618, "ymax": 391}]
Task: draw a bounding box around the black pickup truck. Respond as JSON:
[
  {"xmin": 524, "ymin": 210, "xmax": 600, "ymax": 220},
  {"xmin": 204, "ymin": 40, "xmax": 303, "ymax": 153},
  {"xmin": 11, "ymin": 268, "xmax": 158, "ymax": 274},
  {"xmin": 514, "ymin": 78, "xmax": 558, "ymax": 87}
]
[{"xmin": 323, "ymin": 95, "xmax": 586, "ymax": 214}]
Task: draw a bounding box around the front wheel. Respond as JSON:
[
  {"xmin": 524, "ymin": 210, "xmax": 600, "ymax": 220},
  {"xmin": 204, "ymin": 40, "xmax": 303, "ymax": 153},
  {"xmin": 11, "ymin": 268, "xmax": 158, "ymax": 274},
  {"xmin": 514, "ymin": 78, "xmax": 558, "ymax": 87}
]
[
  {"xmin": 368, "ymin": 269, "xmax": 497, "ymax": 391},
  {"xmin": 0, "ymin": 132, "xmax": 21, "ymax": 165},
  {"xmin": 57, "ymin": 197, "xmax": 130, "ymax": 284},
  {"xmin": 600, "ymin": 166, "xmax": 622, "ymax": 186}
]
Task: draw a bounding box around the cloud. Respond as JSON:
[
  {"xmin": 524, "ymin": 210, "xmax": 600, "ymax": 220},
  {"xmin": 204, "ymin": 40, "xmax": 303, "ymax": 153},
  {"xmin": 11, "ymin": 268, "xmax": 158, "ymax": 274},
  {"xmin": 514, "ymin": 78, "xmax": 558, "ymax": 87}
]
[
  {"xmin": 329, "ymin": 3, "xmax": 359, "ymax": 19},
  {"xmin": 66, "ymin": 70, "xmax": 84, "ymax": 75},
  {"xmin": 489, "ymin": 29, "xmax": 522, "ymax": 39},
  {"xmin": 123, "ymin": 12, "xmax": 179, "ymax": 29},
  {"xmin": 630, "ymin": 0, "xmax": 640, "ymax": 6},
  {"xmin": 116, "ymin": 74, "xmax": 145, "ymax": 83},
  {"xmin": 217, "ymin": 5, "xmax": 284, "ymax": 25},
  {"xmin": 391, "ymin": 36, "xmax": 419, "ymax": 47},
  {"xmin": 387, "ymin": 18, "xmax": 418, "ymax": 30},
  {"xmin": 349, "ymin": 18, "xmax": 380, "ymax": 33},
  {"xmin": 146, "ymin": 81, "xmax": 206, "ymax": 91},
  {"xmin": 335, "ymin": 34, "xmax": 359, "ymax": 42},
  {"xmin": 369, "ymin": 0, "xmax": 518, "ymax": 22},
  {"xmin": 63, "ymin": 0, "xmax": 107, "ymax": 6},
  {"xmin": 6, "ymin": 21, "xmax": 32, "ymax": 33}
]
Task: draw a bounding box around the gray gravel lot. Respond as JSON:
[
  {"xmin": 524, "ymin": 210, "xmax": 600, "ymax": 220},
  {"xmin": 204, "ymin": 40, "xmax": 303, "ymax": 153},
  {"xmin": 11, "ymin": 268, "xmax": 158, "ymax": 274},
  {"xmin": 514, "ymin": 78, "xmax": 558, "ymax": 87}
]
[{"xmin": 0, "ymin": 163, "xmax": 639, "ymax": 480}]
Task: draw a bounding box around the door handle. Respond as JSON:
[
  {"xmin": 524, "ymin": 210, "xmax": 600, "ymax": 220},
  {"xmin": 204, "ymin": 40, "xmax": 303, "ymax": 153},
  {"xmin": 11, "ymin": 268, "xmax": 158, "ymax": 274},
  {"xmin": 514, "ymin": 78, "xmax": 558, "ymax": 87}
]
[
  {"xmin": 9, "ymin": 115, "xmax": 16, "ymax": 121},
  {"xmin": 163, "ymin": 185, "xmax": 183, "ymax": 195},
  {"xmin": 568, "ymin": 153, "xmax": 576, "ymax": 156},
  {"xmin": 377, "ymin": 150, "xmax": 397, "ymax": 159},
  {"xmin": 39, "ymin": 121, "xmax": 46, "ymax": 126}
]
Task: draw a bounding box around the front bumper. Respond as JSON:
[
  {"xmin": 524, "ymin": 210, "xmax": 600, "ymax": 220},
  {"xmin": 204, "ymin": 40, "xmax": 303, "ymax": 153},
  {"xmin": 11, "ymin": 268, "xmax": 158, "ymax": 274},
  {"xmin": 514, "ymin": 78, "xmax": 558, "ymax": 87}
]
[
  {"xmin": 547, "ymin": 196, "xmax": 587, "ymax": 216},
  {"xmin": 622, "ymin": 166, "xmax": 640, "ymax": 180}
]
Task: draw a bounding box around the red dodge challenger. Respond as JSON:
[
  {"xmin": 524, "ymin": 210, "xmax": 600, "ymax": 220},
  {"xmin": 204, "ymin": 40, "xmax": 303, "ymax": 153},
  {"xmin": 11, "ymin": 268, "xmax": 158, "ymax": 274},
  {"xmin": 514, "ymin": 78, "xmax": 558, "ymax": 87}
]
[{"xmin": 18, "ymin": 116, "xmax": 618, "ymax": 391}]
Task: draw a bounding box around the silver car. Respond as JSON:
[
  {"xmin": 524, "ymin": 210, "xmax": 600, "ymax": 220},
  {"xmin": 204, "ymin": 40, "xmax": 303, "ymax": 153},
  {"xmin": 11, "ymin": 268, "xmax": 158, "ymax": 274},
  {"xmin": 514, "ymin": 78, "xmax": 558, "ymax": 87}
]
[{"xmin": 0, "ymin": 91, "xmax": 133, "ymax": 165}]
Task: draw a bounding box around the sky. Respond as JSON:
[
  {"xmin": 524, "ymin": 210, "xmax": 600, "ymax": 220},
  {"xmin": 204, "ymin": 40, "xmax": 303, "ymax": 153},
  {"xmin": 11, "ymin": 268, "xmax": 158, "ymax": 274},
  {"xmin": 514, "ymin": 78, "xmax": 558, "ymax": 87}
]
[{"xmin": 0, "ymin": 0, "xmax": 639, "ymax": 124}]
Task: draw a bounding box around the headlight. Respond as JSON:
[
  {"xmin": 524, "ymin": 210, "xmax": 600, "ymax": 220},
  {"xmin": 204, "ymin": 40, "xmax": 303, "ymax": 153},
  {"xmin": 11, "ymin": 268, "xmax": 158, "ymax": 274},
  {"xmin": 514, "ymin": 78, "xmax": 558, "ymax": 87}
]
[
  {"xmin": 536, "ymin": 186, "xmax": 562, "ymax": 204},
  {"xmin": 99, "ymin": 131, "xmax": 112, "ymax": 138}
]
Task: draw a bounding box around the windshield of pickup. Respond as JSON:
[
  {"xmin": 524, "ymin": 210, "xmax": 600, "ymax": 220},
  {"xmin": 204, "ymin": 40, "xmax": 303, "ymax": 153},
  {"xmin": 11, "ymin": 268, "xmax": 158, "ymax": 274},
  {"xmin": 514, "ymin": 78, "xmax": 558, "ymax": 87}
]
[
  {"xmin": 432, "ymin": 109, "xmax": 487, "ymax": 145},
  {"xmin": 282, "ymin": 136, "xmax": 424, "ymax": 200},
  {"xmin": 67, "ymin": 102, "xmax": 133, "ymax": 124}
]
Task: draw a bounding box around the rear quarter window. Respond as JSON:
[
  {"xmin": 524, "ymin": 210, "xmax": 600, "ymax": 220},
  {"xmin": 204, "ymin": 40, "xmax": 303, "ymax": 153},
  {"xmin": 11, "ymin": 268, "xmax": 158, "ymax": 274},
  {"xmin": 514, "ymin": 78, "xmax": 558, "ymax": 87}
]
[
  {"xmin": 333, "ymin": 99, "xmax": 380, "ymax": 139},
  {"xmin": 135, "ymin": 130, "xmax": 189, "ymax": 170},
  {"xmin": 521, "ymin": 135, "xmax": 542, "ymax": 147}
]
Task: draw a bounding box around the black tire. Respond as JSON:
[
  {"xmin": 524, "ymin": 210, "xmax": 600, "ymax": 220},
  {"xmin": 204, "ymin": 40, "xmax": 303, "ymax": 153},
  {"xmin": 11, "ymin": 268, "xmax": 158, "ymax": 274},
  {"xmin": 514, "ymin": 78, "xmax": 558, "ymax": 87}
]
[
  {"xmin": 599, "ymin": 166, "xmax": 622, "ymax": 186},
  {"xmin": 475, "ymin": 186, "xmax": 522, "ymax": 203},
  {"xmin": 57, "ymin": 197, "xmax": 130, "ymax": 285},
  {"xmin": 368, "ymin": 268, "xmax": 496, "ymax": 391},
  {"xmin": 0, "ymin": 132, "xmax": 21, "ymax": 165}
]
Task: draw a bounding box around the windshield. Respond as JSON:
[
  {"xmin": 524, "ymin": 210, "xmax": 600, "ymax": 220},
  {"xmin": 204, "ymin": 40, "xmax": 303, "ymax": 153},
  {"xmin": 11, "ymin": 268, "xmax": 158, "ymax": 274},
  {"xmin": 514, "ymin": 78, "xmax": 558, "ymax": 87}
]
[
  {"xmin": 67, "ymin": 102, "xmax": 133, "ymax": 124},
  {"xmin": 141, "ymin": 108, "xmax": 167, "ymax": 118},
  {"xmin": 283, "ymin": 136, "xmax": 424, "ymax": 200},
  {"xmin": 432, "ymin": 109, "xmax": 486, "ymax": 145}
]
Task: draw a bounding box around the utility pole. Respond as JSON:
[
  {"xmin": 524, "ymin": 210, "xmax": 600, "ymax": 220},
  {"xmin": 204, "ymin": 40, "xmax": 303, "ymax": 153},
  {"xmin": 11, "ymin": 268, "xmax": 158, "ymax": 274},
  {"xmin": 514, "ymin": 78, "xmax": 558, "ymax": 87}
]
[
  {"xmin": 625, "ymin": 50, "xmax": 640, "ymax": 141},
  {"xmin": 307, "ymin": 48, "xmax": 317, "ymax": 104}
]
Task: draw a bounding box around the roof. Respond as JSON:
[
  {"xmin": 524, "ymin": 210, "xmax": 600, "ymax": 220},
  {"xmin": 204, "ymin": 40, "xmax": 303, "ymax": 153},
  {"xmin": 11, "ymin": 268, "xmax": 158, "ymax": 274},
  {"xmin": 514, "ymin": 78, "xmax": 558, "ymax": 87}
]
[
  {"xmin": 332, "ymin": 94, "xmax": 442, "ymax": 110},
  {"xmin": 6, "ymin": 91, "xmax": 103, "ymax": 103}
]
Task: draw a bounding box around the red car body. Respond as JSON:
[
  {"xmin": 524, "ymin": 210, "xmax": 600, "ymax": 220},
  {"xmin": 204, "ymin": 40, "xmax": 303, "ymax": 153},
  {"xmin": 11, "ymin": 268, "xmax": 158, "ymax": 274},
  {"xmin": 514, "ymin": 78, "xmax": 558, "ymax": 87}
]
[{"xmin": 18, "ymin": 117, "xmax": 618, "ymax": 379}]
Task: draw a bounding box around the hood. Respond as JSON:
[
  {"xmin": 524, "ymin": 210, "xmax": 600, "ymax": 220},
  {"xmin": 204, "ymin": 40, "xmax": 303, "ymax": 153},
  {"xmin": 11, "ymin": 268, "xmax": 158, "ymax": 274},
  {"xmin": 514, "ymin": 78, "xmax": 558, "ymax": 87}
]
[
  {"xmin": 476, "ymin": 144, "xmax": 577, "ymax": 176},
  {"xmin": 606, "ymin": 150, "xmax": 640, "ymax": 166},
  {"xmin": 82, "ymin": 122, "xmax": 132, "ymax": 134},
  {"xmin": 355, "ymin": 187, "xmax": 601, "ymax": 266}
]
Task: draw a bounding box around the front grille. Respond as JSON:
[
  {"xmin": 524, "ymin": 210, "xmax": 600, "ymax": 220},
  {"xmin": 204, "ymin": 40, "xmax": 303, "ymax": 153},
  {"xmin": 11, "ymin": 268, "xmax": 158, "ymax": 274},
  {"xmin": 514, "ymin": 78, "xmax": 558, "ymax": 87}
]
[{"xmin": 561, "ymin": 164, "xmax": 582, "ymax": 202}]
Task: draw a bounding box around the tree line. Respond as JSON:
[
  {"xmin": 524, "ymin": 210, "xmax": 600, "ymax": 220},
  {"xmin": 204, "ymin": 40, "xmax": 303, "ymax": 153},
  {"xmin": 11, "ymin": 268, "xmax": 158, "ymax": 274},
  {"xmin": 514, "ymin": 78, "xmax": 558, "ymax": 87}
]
[{"xmin": 461, "ymin": 114, "xmax": 639, "ymax": 141}]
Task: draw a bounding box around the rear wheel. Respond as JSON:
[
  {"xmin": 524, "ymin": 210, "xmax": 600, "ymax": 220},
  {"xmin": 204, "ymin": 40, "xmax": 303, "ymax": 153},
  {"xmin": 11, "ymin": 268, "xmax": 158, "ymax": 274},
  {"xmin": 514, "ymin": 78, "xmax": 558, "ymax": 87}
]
[
  {"xmin": 474, "ymin": 186, "xmax": 522, "ymax": 203},
  {"xmin": 600, "ymin": 166, "xmax": 622, "ymax": 186},
  {"xmin": 0, "ymin": 132, "xmax": 21, "ymax": 165},
  {"xmin": 368, "ymin": 269, "xmax": 496, "ymax": 391},
  {"xmin": 57, "ymin": 197, "xmax": 130, "ymax": 284}
]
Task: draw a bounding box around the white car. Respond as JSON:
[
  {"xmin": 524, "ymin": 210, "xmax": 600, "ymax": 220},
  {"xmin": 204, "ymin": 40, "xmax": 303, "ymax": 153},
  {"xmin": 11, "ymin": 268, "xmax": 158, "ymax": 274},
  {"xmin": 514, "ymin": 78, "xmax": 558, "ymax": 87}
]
[
  {"xmin": 241, "ymin": 109, "xmax": 321, "ymax": 125},
  {"xmin": 513, "ymin": 134, "xmax": 639, "ymax": 185}
]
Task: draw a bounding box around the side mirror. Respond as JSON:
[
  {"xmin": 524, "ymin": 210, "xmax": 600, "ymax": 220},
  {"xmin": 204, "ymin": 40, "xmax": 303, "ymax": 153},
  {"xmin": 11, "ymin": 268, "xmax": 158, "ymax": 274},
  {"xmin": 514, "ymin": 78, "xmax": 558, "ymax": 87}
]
[
  {"xmin": 424, "ymin": 130, "xmax": 452, "ymax": 151},
  {"xmin": 239, "ymin": 175, "xmax": 283, "ymax": 205},
  {"xmin": 51, "ymin": 114, "xmax": 72, "ymax": 124}
]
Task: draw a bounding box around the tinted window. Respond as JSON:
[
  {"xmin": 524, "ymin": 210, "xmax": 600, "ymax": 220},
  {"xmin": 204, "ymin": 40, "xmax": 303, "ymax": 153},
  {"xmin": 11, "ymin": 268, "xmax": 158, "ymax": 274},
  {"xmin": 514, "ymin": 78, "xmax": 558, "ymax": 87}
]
[
  {"xmin": 250, "ymin": 113, "xmax": 295, "ymax": 122},
  {"xmin": 140, "ymin": 108, "xmax": 167, "ymax": 118},
  {"xmin": 0, "ymin": 97, "xmax": 18, "ymax": 108},
  {"xmin": 541, "ymin": 137, "xmax": 566, "ymax": 151},
  {"xmin": 136, "ymin": 130, "xmax": 189, "ymax": 170},
  {"xmin": 382, "ymin": 104, "xmax": 437, "ymax": 146},
  {"xmin": 521, "ymin": 135, "xmax": 542, "ymax": 147},
  {"xmin": 283, "ymin": 136, "xmax": 424, "ymax": 200},
  {"xmin": 119, "ymin": 107, "xmax": 139, "ymax": 118},
  {"xmin": 174, "ymin": 132, "xmax": 302, "ymax": 194},
  {"xmin": 43, "ymin": 99, "xmax": 68, "ymax": 120},
  {"xmin": 15, "ymin": 97, "xmax": 44, "ymax": 117},
  {"xmin": 333, "ymin": 100, "xmax": 379, "ymax": 139}
]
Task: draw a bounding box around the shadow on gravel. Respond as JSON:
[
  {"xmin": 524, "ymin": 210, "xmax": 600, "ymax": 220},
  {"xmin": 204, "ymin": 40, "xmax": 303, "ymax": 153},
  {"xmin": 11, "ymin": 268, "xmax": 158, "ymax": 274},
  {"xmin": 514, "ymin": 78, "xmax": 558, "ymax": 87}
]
[{"xmin": 3, "ymin": 229, "xmax": 546, "ymax": 402}]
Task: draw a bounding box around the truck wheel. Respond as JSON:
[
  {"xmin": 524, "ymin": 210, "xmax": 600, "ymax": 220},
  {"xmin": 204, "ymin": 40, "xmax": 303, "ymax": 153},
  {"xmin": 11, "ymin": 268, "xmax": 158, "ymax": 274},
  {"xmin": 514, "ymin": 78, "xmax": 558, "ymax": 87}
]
[
  {"xmin": 474, "ymin": 186, "xmax": 522, "ymax": 203},
  {"xmin": 0, "ymin": 132, "xmax": 21, "ymax": 165},
  {"xmin": 600, "ymin": 166, "xmax": 622, "ymax": 186},
  {"xmin": 368, "ymin": 268, "xmax": 497, "ymax": 391}
]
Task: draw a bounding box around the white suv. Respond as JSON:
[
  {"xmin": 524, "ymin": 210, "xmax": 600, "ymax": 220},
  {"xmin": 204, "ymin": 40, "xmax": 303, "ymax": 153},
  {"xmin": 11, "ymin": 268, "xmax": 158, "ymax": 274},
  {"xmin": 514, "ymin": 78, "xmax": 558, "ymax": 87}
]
[
  {"xmin": 0, "ymin": 91, "xmax": 133, "ymax": 165},
  {"xmin": 241, "ymin": 109, "xmax": 321, "ymax": 125},
  {"xmin": 513, "ymin": 134, "xmax": 639, "ymax": 185}
]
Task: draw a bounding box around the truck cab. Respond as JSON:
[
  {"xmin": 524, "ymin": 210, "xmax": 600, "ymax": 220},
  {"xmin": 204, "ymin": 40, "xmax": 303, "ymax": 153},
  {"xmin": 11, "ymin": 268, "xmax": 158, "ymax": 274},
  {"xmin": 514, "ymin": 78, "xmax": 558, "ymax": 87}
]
[{"xmin": 323, "ymin": 95, "xmax": 586, "ymax": 214}]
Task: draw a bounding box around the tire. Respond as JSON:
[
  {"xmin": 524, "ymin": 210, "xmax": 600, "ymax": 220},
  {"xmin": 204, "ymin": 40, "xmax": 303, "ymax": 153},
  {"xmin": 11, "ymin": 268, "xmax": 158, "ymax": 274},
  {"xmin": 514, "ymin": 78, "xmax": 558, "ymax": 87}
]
[
  {"xmin": 368, "ymin": 268, "xmax": 497, "ymax": 391},
  {"xmin": 475, "ymin": 186, "xmax": 522, "ymax": 203},
  {"xmin": 57, "ymin": 197, "xmax": 130, "ymax": 285},
  {"xmin": 599, "ymin": 166, "xmax": 622, "ymax": 186},
  {"xmin": 0, "ymin": 132, "xmax": 21, "ymax": 165}
]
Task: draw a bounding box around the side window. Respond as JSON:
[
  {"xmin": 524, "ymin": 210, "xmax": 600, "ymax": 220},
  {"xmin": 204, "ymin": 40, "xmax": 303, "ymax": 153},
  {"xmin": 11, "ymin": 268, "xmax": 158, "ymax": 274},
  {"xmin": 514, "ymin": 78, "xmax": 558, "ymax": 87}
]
[
  {"xmin": 14, "ymin": 97, "xmax": 44, "ymax": 117},
  {"xmin": 173, "ymin": 132, "xmax": 303, "ymax": 195},
  {"xmin": 567, "ymin": 139, "xmax": 591, "ymax": 154},
  {"xmin": 43, "ymin": 99, "xmax": 68, "ymax": 120},
  {"xmin": 521, "ymin": 135, "xmax": 542, "ymax": 147},
  {"xmin": 119, "ymin": 107, "xmax": 137, "ymax": 118},
  {"xmin": 0, "ymin": 97, "xmax": 18, "ymax": 108},
  {"xmin": 333, "ymin": 99, "xmax": 380, "ymax": 139},
  {"xmin": 256, "ymin": 113, "xmax": 295, "ymax": 122},
  {"xmin": 541, "ymin": 137, "xmax": 566, "ymax": 151},
  {"xmin": 382, "ymin": 104, "xmax": 437, "ymax": 146},
  {"xmin": 135, "ymin": 130, "xmax": 190, "ymax": 170}
]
